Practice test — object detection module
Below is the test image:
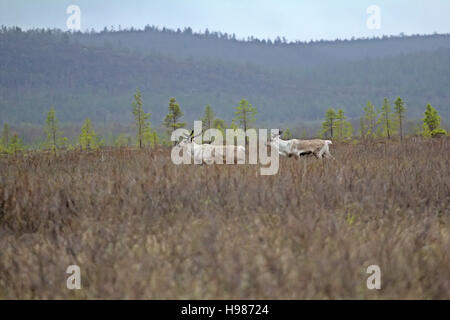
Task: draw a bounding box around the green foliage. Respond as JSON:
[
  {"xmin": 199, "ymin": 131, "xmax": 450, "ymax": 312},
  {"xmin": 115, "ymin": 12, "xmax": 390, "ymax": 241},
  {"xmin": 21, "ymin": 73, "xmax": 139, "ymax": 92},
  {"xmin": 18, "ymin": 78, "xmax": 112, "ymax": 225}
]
[
  {"xmin": 9, "ymin": 134, "xmax": 23, "ymax": 155},
  {"xmin": 282, "ymin": 128, "xmax": 293, "ymax": 140},
  {"xmin": 213, "ymin": 118, "xmax": 226, "ymax": 130},
  {"xmin": 201, "ymin": 105, "xmax": 215, "ymax": 132},
  {"xmin": 200, "ymin": 105, "xmax": 227, "ymax": 141},
  {"xmin": 377, "ymin": 98, "xmax": 397, "ymax": 139},
  {"xmin": 422, "ymin": 104, "xmax": 442, "ymax": 137},
  {"xmin": 44, "ymin": 107, "xmax": 67, "ymax": 151},
  {"xmin": 335, "ymin": 109, "xmax": 353, "ymax": 140},
  {"xmin": 394, "ymin": 97, "xmax": 407, "ymax": 140},
  {"xmin": 201, "ymin": 105, "xmax": 221, "ymax": 141},
  {"xmin": 79, "ymin": 118, "xmax": 98, "ymax": 150},
  {"xmin": 346, "ymin": 213, "xmax": 356, "ymax": 226},
  {"xmin": 59, "ymin": 137, "xmax": 73, "ymax": 150},
  {"xmin": 163, "ymin": 98, "xmax": 186, "ymax": 134},
  {"xmin": 115, "ymin": 134, "xmax": 132, "ymax": 147},
  {"xmin": 431, "ymin": 128, "xmax": 447, "ymax": 138},
  {"xmin": 212, "ymin": 118, "xmax": 226, "ymax": 138},
  {"xmin": 360, "ymin": 101, "xmax": 378, "ymax": 139},
  {"xmin": 234, "ymin": 99, "xmax": 257, "ymax": 132},
  {"xmin": 229, "ymin": 120, "xmax": 239, "ymax": 131},
  {"xmin": 0, "ymin": 124, "xmax": 24, "ymax": 154},
  {"xmin": 132, "ymin": 89, "xmax": 152, "ymax": 149},
  {"xmin": 233, "ymin": 99, "xmax": 256, "ymax": 145},
  {"xmin": 143, "ymin": 128, "xmax": 160, "ymax": 147},
  {"xmin": 321, "ymin": 108, "xmax": 336, "ymax": 138}
]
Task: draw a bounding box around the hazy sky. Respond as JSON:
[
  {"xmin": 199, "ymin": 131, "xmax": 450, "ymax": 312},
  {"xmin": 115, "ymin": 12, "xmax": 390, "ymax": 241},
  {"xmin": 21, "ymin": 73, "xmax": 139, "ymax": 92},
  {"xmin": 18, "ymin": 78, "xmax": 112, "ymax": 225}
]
[{"xmin": 1, "ymin": 0, "xmax": 449, "ymax": 41}]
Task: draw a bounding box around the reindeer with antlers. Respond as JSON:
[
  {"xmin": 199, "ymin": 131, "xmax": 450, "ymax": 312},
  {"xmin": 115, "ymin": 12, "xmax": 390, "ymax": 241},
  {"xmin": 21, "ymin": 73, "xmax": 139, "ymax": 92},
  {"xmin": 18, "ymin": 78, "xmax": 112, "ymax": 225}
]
[{"xmin": 178, "ymin": 130, "xmax": 246, "ymax": 165}]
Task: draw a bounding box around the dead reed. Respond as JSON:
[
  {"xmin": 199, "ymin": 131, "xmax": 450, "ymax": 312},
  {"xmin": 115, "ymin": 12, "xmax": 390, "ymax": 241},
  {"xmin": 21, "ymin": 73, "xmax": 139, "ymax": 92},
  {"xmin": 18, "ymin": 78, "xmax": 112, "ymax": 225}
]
[{"xmin": 0, "ymin": 138, "xmax": 448, "ymax": 299}]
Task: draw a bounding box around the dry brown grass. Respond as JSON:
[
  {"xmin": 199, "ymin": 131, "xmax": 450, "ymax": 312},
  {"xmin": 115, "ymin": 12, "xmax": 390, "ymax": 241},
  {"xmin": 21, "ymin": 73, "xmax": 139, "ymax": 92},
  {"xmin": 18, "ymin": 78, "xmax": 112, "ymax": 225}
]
[{"xmin": 0, "ymin": 138, "xmax": 449, "ymax": 299}]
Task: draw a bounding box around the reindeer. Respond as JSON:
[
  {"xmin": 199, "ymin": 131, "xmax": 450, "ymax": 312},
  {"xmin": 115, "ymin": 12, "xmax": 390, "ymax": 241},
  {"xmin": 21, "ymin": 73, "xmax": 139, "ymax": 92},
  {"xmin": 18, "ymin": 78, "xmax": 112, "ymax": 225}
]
[
  {"xmin": 269, "ymin": 131, "xmax": 333, "ymax": 159},
  {"xmin": 178, "ymin": 131, "xmax": 246, "ymax": 165}
]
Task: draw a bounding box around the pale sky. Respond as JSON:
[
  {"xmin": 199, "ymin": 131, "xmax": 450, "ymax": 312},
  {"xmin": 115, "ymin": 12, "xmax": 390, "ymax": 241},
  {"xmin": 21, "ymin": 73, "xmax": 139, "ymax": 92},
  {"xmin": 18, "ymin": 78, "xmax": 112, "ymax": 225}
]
[{"xmin": 1, "ymin": 0, "xmax": 449, "ymax": 41}]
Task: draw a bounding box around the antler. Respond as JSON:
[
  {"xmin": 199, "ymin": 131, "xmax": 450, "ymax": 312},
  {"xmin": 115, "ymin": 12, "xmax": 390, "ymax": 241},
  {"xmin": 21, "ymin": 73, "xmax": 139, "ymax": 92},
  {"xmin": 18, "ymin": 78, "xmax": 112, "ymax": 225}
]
[
  {"xmin": 182, "ymin": 130, "xmax": 195, "ymax": 139},
  {"xmin": 191, "ymin": 131, "xmax": 202, "ymax": 141}
]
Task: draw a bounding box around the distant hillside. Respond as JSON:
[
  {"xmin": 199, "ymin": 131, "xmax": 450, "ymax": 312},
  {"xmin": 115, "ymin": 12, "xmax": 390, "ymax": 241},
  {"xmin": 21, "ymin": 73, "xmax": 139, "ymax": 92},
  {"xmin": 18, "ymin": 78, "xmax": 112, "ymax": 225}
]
[
  {"xmin": 74, "ymin": 26, "xmax": 450, "ymax": 71},
  {"xmin": 0, "ymin": 26, "xmax": 449, "ymax": 127}
]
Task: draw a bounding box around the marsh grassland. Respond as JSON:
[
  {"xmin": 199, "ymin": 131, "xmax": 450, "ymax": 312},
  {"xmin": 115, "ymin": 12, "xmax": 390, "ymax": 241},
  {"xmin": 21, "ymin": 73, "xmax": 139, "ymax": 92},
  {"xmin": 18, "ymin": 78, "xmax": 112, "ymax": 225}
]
[{"xmin": 0, "ymin": 138, "xmax": 449, "ymax": 299}]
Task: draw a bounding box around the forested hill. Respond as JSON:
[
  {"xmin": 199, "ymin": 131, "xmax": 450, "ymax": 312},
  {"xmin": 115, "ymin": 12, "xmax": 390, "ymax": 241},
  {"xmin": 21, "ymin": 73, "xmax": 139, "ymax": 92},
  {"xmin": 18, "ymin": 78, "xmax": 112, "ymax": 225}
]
[
  {"xmin": 1, "ymin": 26, "xmax": 449, "ymax": 126},
  {"xmin": 74, "ymin": 27, "xmax": 450, "ymax": 71}
]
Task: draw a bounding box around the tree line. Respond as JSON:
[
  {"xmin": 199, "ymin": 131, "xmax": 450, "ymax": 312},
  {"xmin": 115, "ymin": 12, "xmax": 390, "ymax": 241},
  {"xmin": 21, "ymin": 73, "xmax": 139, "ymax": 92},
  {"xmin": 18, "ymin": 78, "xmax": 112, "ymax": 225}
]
[
  {"xmin": 0, "ymin": 91, "xmax": 447, "ymax": 154},
  {"xmin": 0, "ymin": 90, "xmax": 257, "ymax": 153},
  {"xmin": 320, "ymin": 97, "xmax": 446, "ymax": 141}
]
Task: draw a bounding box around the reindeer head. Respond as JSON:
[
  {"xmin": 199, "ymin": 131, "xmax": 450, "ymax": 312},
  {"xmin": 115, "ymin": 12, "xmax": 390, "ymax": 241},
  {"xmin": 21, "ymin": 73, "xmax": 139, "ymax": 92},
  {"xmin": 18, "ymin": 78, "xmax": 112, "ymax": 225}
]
[
  {"xmin": 270, "ymin": 130, "xmax": 282, "ymax": 141},
  {"xmin": 263, "ymin": 130, "xmax": 282, "ymax": 147},
  {"xmin": 177, "ymin": 130, "xmax": 202, "ymax": 147}
]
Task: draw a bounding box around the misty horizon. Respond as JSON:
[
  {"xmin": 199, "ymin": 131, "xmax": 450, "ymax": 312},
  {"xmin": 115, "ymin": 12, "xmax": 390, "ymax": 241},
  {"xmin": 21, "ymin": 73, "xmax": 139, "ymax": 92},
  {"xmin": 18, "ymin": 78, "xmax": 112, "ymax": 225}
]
[
  {"xmin": 1, "ymin": 0, "xmax": 450, "ymax": 42},
  {"xmin": 4, "ymin": 23, "xmax": 450, "ymax": 44}
]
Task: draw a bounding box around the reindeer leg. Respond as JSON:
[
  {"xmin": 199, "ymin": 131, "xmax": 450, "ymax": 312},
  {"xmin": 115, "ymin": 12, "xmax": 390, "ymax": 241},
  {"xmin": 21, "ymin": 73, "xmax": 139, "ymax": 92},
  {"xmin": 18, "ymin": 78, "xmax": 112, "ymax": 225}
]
[{"xmin": 325, "ymin": 152, "xmax": 335, "ymax": 160}]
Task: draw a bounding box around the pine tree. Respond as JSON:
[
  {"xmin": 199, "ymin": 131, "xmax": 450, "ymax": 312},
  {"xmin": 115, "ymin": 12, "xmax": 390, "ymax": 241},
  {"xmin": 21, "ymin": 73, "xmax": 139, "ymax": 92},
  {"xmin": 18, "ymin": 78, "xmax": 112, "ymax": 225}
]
[
  {"xmin": 44, "ymin": 107, "xmax": 64, "ymax": 151},
  {"xmin": 79, "ymin": 118, "xmax": 98, "ymax": 150},
  {"xmin": 282, "ymin": 128, "xmax": 293, "ymax": 140},
  {"xmin": 213, "ymin": 118, "xmax": 226, "ymax": 139},
  {"xmin": 394, "ymin": 97, "xmax": 406, "ymax": 140},
  {"xmin": 334, "ymin": 109, "xmax": 353, "ymax": 140},
  {"xmin": 233, "ymin": 99, "xmax": 257, "ymax": 145},
  {"xmin": 132, "ymin": 89, "xmax": 151, "ymax": 149},
  {"xmin": 201, "ymin": 104, "xmax": 215, "ymax": 142},
  {"xmin": 229, "ymin": 120, "xmax": 239, "ymax": 132},
  {"xmin": 321, "ymin": 108, "xmax": 336, "ymax": 138},
  {"xmin": 201, "ymin": 105, "xmax": 215, "ymax": 133},
  {"xmin": 234, "ymin": 99, "xmax": 257, "ymax": 132},
  {"xmin": 143, "ymin": 128, "xmax": 159, "ymax": 147},
  {"xmin": 163, "ymin": 98, "xmax": 186, "ymax": 139},
  {"xmin": 213, "ymin": 118, "xmax": 226, "ymax": 130},
  {"xmin": 151, "ymin": 131, "xmax": 160, "ymax": 145},
  {"xmin": 361, "ymin": 101, "xmax": 378, "ymax": 139},
  {"xmin": 422, "ymin": 104, "xmax": 446, "ymax": 137},
  {"xmin": 346, "ymin": 122, "xmax": 354, "ymax": 139},
  {"xmin": 9, "ymin": 133, "xmax": 23, "ymax": 155},
  {"xmin": 377, "ymin": 98, "xmax": 396, "ymax": 139}
]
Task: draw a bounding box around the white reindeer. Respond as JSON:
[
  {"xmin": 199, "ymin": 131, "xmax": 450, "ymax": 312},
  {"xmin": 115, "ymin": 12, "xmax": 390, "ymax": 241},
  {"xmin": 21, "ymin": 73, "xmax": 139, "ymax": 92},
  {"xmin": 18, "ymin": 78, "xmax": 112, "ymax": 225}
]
[
  {"xmin": 270, "ymin": 131, "xmax": 333, "ymax": 159},
  {"xmin": 178, "ymin": 131, "xmax": 246, "ymax": 165}
]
